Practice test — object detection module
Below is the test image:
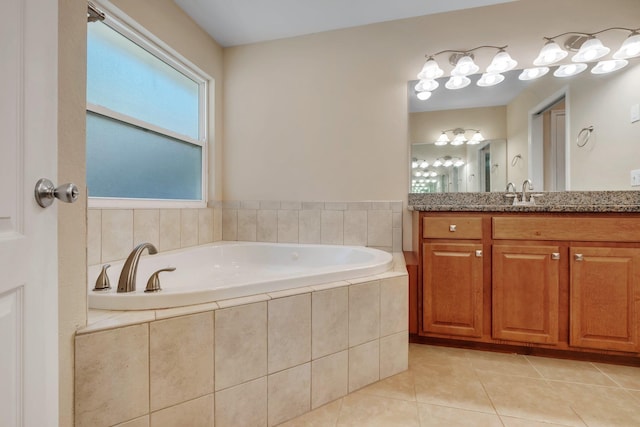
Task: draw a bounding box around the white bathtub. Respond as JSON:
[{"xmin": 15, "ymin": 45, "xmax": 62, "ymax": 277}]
[{"xmin": 88, "ymin": 242, "xmax": 394, "ymax": 310}]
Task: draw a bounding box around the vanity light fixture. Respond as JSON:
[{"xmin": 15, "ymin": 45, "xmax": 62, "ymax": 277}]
[
  {"xmin": 572, "ymin": 37, "xmax": 610, "ymax": 62},
  {"xmin": 434, "ymin": 128, "xmax": 485, "ymax": 146},
  {"xmin": 614, "ymin": 32, "xmax": 640, "ymax": 59},
  {"xmin": 533, "ymin": 40, "xmax": 568, "ymax": 66},
  {"xmin": 518, "ymin": 66, "xmax": 550, "ymax": 81},
  {"xmin": 445, "ymin": 75, "xmax": 471, "ymax": 90},
  {"xmin": 414, "ymin": 79, "xmax": 439, "ymax": 92},
  {"xmin": 416, "ymin": 91, "xmax": 432, "ymax": 100},
  {"xmin": 554, "ymin": 63, "xmax": 588, "ymax": 78},
  {"xmin": 591, "ymin": 59, "xmax": 629, "ymax": 74},
  {"xmin": 477, "ymin": 72, "xmax": 505, "ymax": 87}
]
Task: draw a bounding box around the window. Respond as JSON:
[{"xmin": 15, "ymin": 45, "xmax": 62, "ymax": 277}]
[{"xmin": 86, "ymin": 14, "xmax": 208, "ymax": 207}]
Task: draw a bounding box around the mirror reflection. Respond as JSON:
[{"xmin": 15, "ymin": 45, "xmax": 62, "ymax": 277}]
[{"xmin": 409, "ymin": 62, "xmax": 640, "ymax": 193}]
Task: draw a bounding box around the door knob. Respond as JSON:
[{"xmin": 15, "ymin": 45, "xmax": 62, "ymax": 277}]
[{"xmin": 35, "ymin": 178, "xmax": 79, "ymax": 208}]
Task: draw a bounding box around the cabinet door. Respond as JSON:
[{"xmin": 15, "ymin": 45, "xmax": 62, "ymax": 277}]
[
  {"xmin": 570, "ymin": 247, "xmax": 640, "ymax": 352},
  {"xmin": 492, "ymin": 245, "xmax": 560, "ymax": 344},
  {"xmin": 423, "ymin": 242, "xmax": 483, "ymax": 337}
]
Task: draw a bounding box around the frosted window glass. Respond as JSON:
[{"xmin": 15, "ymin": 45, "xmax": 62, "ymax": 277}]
[
  {"xmin": 86, "ymin": 112, "xmax": 202, "ymax": 200},
  {"xmin": 87, "ymin": 22, "xmax": 199, "ymax": 139}
]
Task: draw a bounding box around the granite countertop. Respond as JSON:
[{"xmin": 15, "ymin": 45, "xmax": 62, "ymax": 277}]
[{"xmin": 408, "ymin": 191, "xmax": 640, "ymax": 213}]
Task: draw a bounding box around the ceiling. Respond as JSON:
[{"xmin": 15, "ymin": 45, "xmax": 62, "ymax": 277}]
[{"xmin": 174, "ymin": 0, "xmax": 518, "ymax": 47}]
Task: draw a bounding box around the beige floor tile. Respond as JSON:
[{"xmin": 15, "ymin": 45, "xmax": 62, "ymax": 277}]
[
  {"xmin": 277, "ymin": 399, "xmax": 342, "ymax": 427},
  {"xmin": 356, "ymin": 370, "xmax": 416, "ymax": 402},
  {"xmin": 526, "ymin": 355, "xmax": 617, "ymax": 386},
  {"xmin": 337, "ymin": 393, "xmax": 419, "ymax": 426},
  {"xmin": 500, "ymin": 416, "xmax": 581, "ymax": 427},
  {"xmin": 478, "ymin": 372, "xmax": 584, "ymax": 426},
  {"xmin": 150, "ymin": 394, "xmax": 214, "ymax": 427},
  {"xmin": 594, "ymin": 362, "xmax": 640, "ymax": 390},
  {"xmin": 550, "ymin": 380, "xmax": 640, "ymax": 427},
  {"xmin": 628, "ymin": 389, "xmax": 640, "ymax": 403},
  {"xmin": 408, "ymin": 343, "xmax": 470, "ymax": 371},
  {"xmin": 466, "ymin": 349, "xmax": 541, "ymax": 378},
  {"xmin": 418, "ymin": 403, "xmax": 503, "ymax": 427},
  {"xmin": 414, "ymin": 363, "xmax": 495, "ymax": 413}
]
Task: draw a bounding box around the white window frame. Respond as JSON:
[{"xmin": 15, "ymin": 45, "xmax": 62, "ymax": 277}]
[{"xmin": 87, "ymin": 1, "xmax": 211, "ymax": 209}]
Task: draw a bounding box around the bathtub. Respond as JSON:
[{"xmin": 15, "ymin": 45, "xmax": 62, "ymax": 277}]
[{"xmin": 88, "ymin": 242, "xmax": 394, "ymax": 310}]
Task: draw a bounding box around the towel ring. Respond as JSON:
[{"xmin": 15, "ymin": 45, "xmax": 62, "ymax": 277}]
[
  {"xmin": 576, "ymin": 126, "xmax": 594, "ymax": 148},
  {"xmin": 511, "ymin": 154, "xmax": 522, "ymax": 166}
]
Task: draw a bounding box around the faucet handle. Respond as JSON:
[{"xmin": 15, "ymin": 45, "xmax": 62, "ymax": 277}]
[
  {"xmin": 93, "ymin": 264, "xmax": 111, "ymax": 291},
  {"xmin": 145, "ymin": 267, "xmax": 176, "ymax": 293}
]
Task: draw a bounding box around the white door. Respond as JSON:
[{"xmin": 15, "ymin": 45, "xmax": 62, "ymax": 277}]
[{"xmin": 1, "ymin": 0, "xmax": 60, "ymax": 425}]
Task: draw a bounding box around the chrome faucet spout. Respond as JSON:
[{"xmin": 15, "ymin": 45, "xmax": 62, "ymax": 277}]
[
  {"xmin": 117, "ymin": 242, "xmax": 158, "ymax": 293},
  {"xmin": 506, "ymin": 182, "xmax": 516, "ymax": 193},
  {"xmin": 522, "ymin": 179, "xmax": 533, "ymax": 203}
]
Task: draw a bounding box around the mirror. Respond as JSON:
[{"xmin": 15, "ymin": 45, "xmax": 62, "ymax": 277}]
[{"xmin": 409, "ymin": 61, "xmax": 640, "ymax": 193}]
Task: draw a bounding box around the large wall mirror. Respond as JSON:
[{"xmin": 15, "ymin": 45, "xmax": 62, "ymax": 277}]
[{"xmin": 409, "ymin": 62, "xmax": 640, "ymax": 193}]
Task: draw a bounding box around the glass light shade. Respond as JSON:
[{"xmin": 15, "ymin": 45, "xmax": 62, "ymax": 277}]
[
  {"xmin": 468, "ymin": 131, "xmax": 485, "ymax": 145},
  {"xmin": 433, "ymin": 159, "xmax": 443, "ymax": 167},
  {"xmin": 445, "ymin": 75, "xmax": 471, "ymax": 90},
  {"xmin": 591, "ymin": 59, "xmax": 629, "ymax": 74},
  {"xmin": 451, "ymin": 56, "xmax": 480, "ymax": 76},
  {"xmin": 414, "ymin": 79, "xmax": 439, "ymax": 92},
  {"xmin": 533, "ymin": 40, "xmax": 568, "ymax": 66},
  {"xmin": 477, "ymin": 73, "xmax": 505, "ymax": 87},
  {"xmin": 486, "ymin": 51, "xmax": 518, "ymax": 73},
  {"xmin": 434, "ymin": 132, "xmax": 450, "ymax": 146},
  {"xmin": 519, "ymin": 67, "xmax": 550, "ymax": 81},
  {"xmin": 416, "ymin": 91, "xmax": 432, "ymax": 101},
  {"xmin": 613, "ymin": 33, "xmax": 640, "ymax": 59},
  {"xmin": 417, "ymin": 58, "xmax": 444, "ymax": 80},
  {"xmin": 454, "ymin": 160, "xmax": 465, "ymax": 167},
  {"xmin": 419, "ymin": 160, "xmax": 429, "ymax": 168},
  {"xmin": 411, "ymin": 159, "xmax": 418, "ymax": 168},
  {"xmin": 414, "ymin": 171, "xmax": 422, "ymax": 177},
  {"xmin": 451, "ymin": 133, "xmax": 467, "ymax": 146},
  {"xmin": 443, "ymin": 159, "xmax": 454, "ymax": 167},
  {"xmin": 554, "ymin": 63, "xmax": 588, "ymax": 77},
  {"xmin": 572, "ymin": 37, "xmax": 610, "ymax": 62}
]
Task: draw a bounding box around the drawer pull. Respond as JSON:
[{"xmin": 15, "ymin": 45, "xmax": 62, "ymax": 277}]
[
  {"xmin": 475, "ymin": 250, "xmax": 483, "ymax": 257},
  {"xmin": 449, "ymin": 224, "xmax": 457, "ymax": 232},
  {"xmin": 574, "ymin": 253, "xmax": 584, "ymax": 262},
  {"xmin": 551, "ymin": 253, "xmax": 560, "ymax": 260}
]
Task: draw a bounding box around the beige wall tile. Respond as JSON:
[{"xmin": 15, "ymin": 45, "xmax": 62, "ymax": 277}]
[
  {"xmin": 102, "ymin": 209, "xmax": 134, "ymax": 262},
  {"xmin": 213, "ymin": 207, "xmax": 223, "ymax": 241},
  {"xmin": 380, "ymin": 275, "xmax": 409, "ymax": 337},
  {"xmin": 299, "ymin": 210, "xmax": 321, "ymax": 244},
  {"xmin": 159, "ymin": 209, "xmax": 181, "ymax": 252},
  {"xmin": 237, "ymin": 209, "xmax": 257, "ymax": 241},
  {"xmin": 150, "ymin": 312, "xmax": 214, "ymax": 411},
  {"xmin": 268, "ymin": 363, "xmax": 311, "ymax": 427},
  {"xmin": 380, "ymin": 331, "xmax": 408, "ymax": 379},
  {"xmin": 343, "ymin": 210, "xmax": 367, "ymax": 246},
  {"xmin": 324, "ymin": 202, "xmax": 347, "ymax": 211},
  {"xmin": 134, "ymin": 209, "xmax": 160, "ymax": 248},
  {"xmin": 215, "ymin": 302, "xmax": 267, "ymax": 390},
  {"xmin": 393, "ymin": 227, "xmax": 403, "ymax": 251},
  {"xmin": 150, "ymin": 394, "xmax": 214, "ymax": 427},
  {"xmin": 280, "ymin": 201, "xmax": 302, "ymax": 210},
  {"xmin": 222, "ymin": 209, "xmax": 238, "ymax": 240},
  {"xmin": 278, "ymin": 209, "xmax": 299, "ymax": 243},
  {"xmin": 87, "ymin": 209, "xmax": 102, "ymax": 265},
  {"xmin": 302, "ymin": 201, "xmax": 324, "ymax": 210},
  {"xmin": 268, "ymin": 294, "xmax": 311, "ymax": 373},
  {"xmin": 198, "ymin": 208, "xmax": 214, "ymax": 244},
  {"xmin": 257, "ymin": 209, "xmax": 277, "ymax": 242},
  {"xmin": 312, "ymin": 287, "xmax": 348, "ymax": 359},
  {"xmin": 241, "ymin": 200, "xmax": 260, "ymax": 210},
  {"xmin": 349, "ymin": 340, "xmax": 380, "ymax": 392},
  {"xmin": 180, "ymin": 209, "xmax": 199, "ymax": 247},
  {"xmin": 311, "ymin": 351, "xmax": 348, "ymax": 409},
  {"xmin": 215, "ymin": 377, "xmax": 267, "ymax": 427},
  {"xmin": 392, "ymin": 212, "xmax": 402, "ymax": 228},
  {"xmin": 321, "ymin": 210, "xmax": 343, "ymax": 245},
  {"xmin": 75, "ymin": 324, "xmax": 149, "ymax": 427},
  {"xmin": 260, "ymin": 200, "xmax": 280, "ymax": 210},
  {"xmin": 349, "ymin": 281, "xmax": 380, "ymax": 347},
  {"xmin": 113, "ymin": 415, "xmax": 149, "ymax": 427},
  {"xmin": 367, "ymin": 210, "xmax": 393, "ymax": 247}
]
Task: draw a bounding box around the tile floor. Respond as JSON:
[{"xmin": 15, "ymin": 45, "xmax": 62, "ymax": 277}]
[{"xmin": 280, "ymin": 343, "xmax": 640, "ymax": 426}]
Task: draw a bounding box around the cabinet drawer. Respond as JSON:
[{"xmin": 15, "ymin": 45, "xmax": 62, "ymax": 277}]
[
  {"xmin": 423, "ymin": 216, "xmax": 483, "ymax": 239},
  {"xmin": 493, "ymin": 217, "xmax": 640, "ymax": 242}
]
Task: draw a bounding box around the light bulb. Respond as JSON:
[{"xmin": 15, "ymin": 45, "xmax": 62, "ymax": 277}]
[
  {"xmin": 433, "ymin": 160, "xmax": 443, "ymax": 167},
  {"xmin": 451, "ymin": 55, "xmax": 479, "ymax": 77},
  {"xmin": 454, "ymin": 160, "xmax": 465, "ymax": 167},
  {"xmin": 468, "ymin": 131, "xmax": 485, "ymax": 145},
  {"xmin": 443, "ymin": 160, "xmax": 453, "ymax": 167},
  {"xmin": 613, "ymin": 33, "xmax": 640, "ymax": 59},
  {"xmin": 445, "ymin": 75, "xmax": 471, "ymax": 90},
  {"xmin": 572, "ymin": 37, "xmax": 610, "ymax": 62},
  {"xmin": 416, "ymin": 91, "xmax": 432, "ymax": 101},
  {"xmin": 477, "ymin": 73, "xmax": 505, "ymax": 87},
  {"xmin": 419, "ymin": 161, "xmax": 429, "ymax": 168},
  {"xmin": 434, "ymin": 132, "xmax": 449, "ymax": 146},
  {"xmin": 451, "ymin": 133, "xmax": 467, "ymax": 146},
  {"xmin": 414, "ymin": 79, "xmax": 439, "ymax": 92},
  {"xmin": 519, "ymin": 67, "xmax": 550, "ymax": 81},
  {"xmin": 411, "ymin": 160, "xmax": 418, "ymax": 168},
  {"xmin": 417, "ymin": 58, "xmax": 444, "ymax": 80},
  {"xmin": 554, "ymin": 63, "xmax": 587, "ymax": 77},
  {"xmin": 533, "ymin": 40, "xmax": 568, "ymax": 66},
  {"xmin": 591, "ymin": 59, "xmax": 629, "ymax": 74},
  {"xmin": 486, "ymin": 51, "xmax": 518, "ymax": 73}
]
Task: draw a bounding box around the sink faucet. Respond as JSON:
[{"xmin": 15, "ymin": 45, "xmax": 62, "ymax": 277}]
[
  {"xmin": 506, "ymin": 182, "xmax": 516, "ymax": 193},
  {"xmin": 522, "ymin": 179, "xmax": 533, "ymax": 203},
  {"xmin": 117, "ymin": 242, "xmax": 158, "ymax": 293}
]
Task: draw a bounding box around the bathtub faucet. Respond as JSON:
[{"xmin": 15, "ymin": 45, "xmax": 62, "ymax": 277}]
[{"xmin": 117, "ymin": 242, "xmax": 158, "ymax": 293}]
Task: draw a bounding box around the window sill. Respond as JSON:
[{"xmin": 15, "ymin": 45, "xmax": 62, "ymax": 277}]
[{"xmin": 88, "ymin": 197, "xmax": 207, "ymax": 210}]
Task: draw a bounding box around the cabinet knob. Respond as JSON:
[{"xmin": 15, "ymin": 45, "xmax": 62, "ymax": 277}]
[
  {"xmin": 574, "ymin": 253, "xmax": 584, "ymax": 262},
  {"xmin": 449, "ymin": 224, "xmax": 457, "ymax": 232},
  {"xmin": 475, "ymin": 250, "xmax": 483, "ymax": 257},
  {"xmin": 551, "ymin": 253, "xmax": 560, "ymax": 260}
]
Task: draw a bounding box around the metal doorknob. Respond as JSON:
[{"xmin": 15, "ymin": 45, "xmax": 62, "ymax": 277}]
[{"xmin": 35, "ymin": 178, "xmax": 79, "ymax": 208}]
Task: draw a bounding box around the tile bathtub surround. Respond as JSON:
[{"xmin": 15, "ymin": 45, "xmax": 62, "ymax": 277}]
[
  {"xmin": 75, "ymin": 272, "xmax": 409, "ymax": 427},
  {"xmin": 88, "ymin": 207, "xmax": 222, "ymax": 264},
  {"xmin": 222, "ymin": 200, "xmax": 403, "ymax": 251}
]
